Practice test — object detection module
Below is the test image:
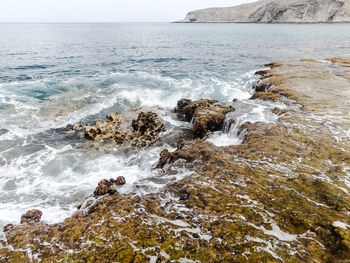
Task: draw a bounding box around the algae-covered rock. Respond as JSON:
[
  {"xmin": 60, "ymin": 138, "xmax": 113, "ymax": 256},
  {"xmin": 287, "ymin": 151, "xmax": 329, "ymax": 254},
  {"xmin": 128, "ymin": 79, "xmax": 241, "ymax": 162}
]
[
  {"xmin": 250, "ymin": 91, "xmax": 280, "ymax": 101},
  {"xmin": 80, "ymin": 111, "xmax": 165, "ymax": 148},
  {"xmin": 20, "ymin": 209, "xmax": 42, "ymax": 224},
  {"xmin": 93, "ymin": 176, "xmax": 126, "ymax": 197},
  {"xmin": 174, "ymin": 98, "xmax": 234, "ymax": 138}
]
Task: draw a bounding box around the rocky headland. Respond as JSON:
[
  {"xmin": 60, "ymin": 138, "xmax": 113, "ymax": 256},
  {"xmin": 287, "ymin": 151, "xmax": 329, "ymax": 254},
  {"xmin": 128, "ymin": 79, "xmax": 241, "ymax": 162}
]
[
  {"xmin": 1, "ymin": 58, "xmax": 350, "ymax": 262},
  {"xmin": 179, "ymin": 0, "xmax": 350, "ymax": 23}
]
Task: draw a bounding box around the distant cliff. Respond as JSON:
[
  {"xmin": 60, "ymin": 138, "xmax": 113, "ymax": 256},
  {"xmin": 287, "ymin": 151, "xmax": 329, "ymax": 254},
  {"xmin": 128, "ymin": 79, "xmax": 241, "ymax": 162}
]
[{"xmin": 179, "ymin": 0, "xmax": 350, "ymax": 23}]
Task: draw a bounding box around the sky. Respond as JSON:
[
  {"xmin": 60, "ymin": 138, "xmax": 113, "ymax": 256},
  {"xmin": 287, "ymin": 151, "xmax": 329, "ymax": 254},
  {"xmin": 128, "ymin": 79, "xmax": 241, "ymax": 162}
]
[{"xmin": 0, "ymin": 0, "xmax": 256, "ymax": 22}]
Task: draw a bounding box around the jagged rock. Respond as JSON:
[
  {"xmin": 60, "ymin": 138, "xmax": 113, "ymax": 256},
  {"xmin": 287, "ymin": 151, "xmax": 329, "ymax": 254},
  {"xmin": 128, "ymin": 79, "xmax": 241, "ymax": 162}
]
[
  {"xmin": 20, "ymin": 209, "xmax": 42, "ymax": 224},
  {"xmin": 132, "ymin": 111, "xmax": 165, "ymax": 136},
  {"xmin": 174, "ymin": 99, "xmax": 218, "ymax": 122},
  {"xmin": 3, "ymin": 224, "xmax": 14, "ymax": 232},
  {"xmin": 93, "ymin": 177, "xmax": 126, "ymax": 197},
  {"xmin": 80, "ymin": 111, "xmax": 165, "ymax": 148},
  {"xmin": 156, "ymin": 140, "xmax": 216, "ymax": 169},
  {"xmin": 179, "ymin": 0, "xmax": 350, "ymax": 23},
  {"xmin": 175, "ymin": 99, "xmax": 234, "ymax": 138},
  {"xmin": 130, "ymin": 111, "xmax": 166, "ymax": 147},
  {"xmin": 83, "ymin": 113, "xmax": 121, "ymax": 140},
  {"xmin": 106, "ymin": 113, "xmax": 121, "ymax": 124}
]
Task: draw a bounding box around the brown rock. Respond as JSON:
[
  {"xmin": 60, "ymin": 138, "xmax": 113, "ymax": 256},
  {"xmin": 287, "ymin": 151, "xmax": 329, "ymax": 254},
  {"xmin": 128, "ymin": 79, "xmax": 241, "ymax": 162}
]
[
  {"xmin": 250, "ymin": 92, "xmax": 280, "ymax": 101},
  {"xmin": 3, "ymin": 224, "xmax": 14, "ymax": 232},
  {"xmin": 174, "ymin": 99, "xmax": 234, "ymax": 139},
  {"xmin": 106, "ymin": 113, "xmax": 121, "ymax": 124},
  {"xmin": 116, "ymin": 176, "xmax": 126, "ymax": 186},
  {"xmin": 72, "ymin": 123, "xmax": 82, "ymax": 130},
  {"xmin": 81, "ymin": 111, "xmax": 164, "ymax": 148},
  {"xmin": 20, "ymin": 209, "xmax": 42, "ymax": 224},
  {"xmin": 132, "ymin": 112, "xmax": 165, "ymax": 136},
  {"xmin": 93, "ymin": 177, "xmax": 126, "ymax": 197}
]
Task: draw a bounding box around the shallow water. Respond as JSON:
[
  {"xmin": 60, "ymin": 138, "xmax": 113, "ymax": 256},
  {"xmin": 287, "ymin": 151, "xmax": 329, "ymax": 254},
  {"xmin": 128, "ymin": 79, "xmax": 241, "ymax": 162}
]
[{"xmin": 1, "ymin": 22, "xmax": 350, "ymax": 228}]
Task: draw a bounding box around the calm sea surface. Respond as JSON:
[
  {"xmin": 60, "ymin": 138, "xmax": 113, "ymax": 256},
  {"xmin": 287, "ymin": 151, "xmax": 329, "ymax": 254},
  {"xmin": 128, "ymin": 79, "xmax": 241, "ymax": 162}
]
[{"xmin": 0, "ymin": 23, "xmax": 350, "ymax": 229}]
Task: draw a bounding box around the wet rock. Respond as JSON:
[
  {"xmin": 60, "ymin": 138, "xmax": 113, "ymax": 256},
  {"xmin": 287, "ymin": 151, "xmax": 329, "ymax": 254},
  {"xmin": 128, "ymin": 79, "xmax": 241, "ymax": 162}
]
[
  {"xmin": 174, "ymin": 98, "xmax": 218, "ymax": 122},
  {"xmin": 106, "ymin": 113, "xmax": 121, "ymax": 124},
  {"xmin": 272, "ymin": 107, "xmax": 287, "ymax": 116},
  {"xmin": 254, "ymin": 80, "xmax": 272, "ymax": 92},
  {"xmin": 174, "ymin": 99, "xmax": 234, "ymax": 138},
  {"xmin": 132, "ymin": 111, "xmax": 165, "ymax": 136},
  {"xmin": 156, "ymin": 149, "xmax": 178, "ymax": 169},
  {"xmin": 80, "ymin": 111, "xmax": 164, "ymax": 148},
  {"xmin": 156, "ymin": 140, "xmax": 216, "ymax": 169},
  {"xmin": 131, "ymin": 111, "xmax": 166, "ymax": 147},
  {"xmin": 20, "ymin": 209, "xmax": 42, "ymax": 224},
  {"xmin": 3, "ymin": 224, "xmax": 14, "ymax": 232},
  {"xmin": 250, "ymin": 92, "xmax": 280, "ymax": 101},
  {"xmin": 93, "ymin": 177, "xmax": 126, "ymax": 197},
  {"xmin": 116, "ymin": 176, "xmax": 126, "ymax": 186},
  {"xmin": 255, "ymin": 69, "xmax": 270, "ymax": 77},
  {"xmin": 72, "ymin": 123, "xmax": 82, "ymax": 130}
]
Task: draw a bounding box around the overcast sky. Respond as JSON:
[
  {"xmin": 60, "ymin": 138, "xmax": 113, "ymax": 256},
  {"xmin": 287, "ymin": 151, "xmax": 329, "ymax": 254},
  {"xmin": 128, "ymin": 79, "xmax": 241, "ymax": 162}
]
[{"xmin": 0, "ymin": 0, "xmax": 255, "ymax": 22}]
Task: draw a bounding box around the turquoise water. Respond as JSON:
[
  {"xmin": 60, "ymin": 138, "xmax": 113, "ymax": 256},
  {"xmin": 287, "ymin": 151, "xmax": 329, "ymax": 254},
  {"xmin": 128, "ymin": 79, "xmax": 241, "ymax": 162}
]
[{"xmin": 0, "ymin": 23, "xmax": 350, "ymax": 229}]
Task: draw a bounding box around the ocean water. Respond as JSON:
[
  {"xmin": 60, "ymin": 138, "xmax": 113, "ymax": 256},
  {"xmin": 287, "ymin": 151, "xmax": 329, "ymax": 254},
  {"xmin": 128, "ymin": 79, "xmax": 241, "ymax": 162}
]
[{"xmin": 1, "ymin": 22, "xmax": 350, "ymax": 229}]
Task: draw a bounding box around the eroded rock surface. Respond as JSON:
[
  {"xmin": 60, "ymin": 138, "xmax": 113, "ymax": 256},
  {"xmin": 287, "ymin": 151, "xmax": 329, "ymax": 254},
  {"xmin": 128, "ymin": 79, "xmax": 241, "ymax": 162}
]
[
  {"xmin": 174, "ymin": 98, "xmax": 234, "ymax": 138},
  {"xmin": 20, "ymin": 210, "xmax": 42, "ymax": 225},
  {"xmin": 1, "ymin": 59, "xmax": 350, "ymax": 262},
  {"xmin": 80, "ymin": 111, "xmax": 165, "ymax": 148},
  {"xmin": 93, "ymin": 177, "xmax": 126, "ymax": 197}
]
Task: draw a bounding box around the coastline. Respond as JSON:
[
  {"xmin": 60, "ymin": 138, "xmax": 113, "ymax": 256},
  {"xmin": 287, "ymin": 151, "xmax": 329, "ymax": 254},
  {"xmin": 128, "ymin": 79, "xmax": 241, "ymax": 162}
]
[{"xmin": 1, "ymin": 58, "xmax": 350, "ymax": 262}]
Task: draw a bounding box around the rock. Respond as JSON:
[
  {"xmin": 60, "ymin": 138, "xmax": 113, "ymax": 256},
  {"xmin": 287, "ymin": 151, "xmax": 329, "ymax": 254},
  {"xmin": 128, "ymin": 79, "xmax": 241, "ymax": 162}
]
[
  {"xmin": 20, "ymin": 209, "xmax": 42, "ymax": 224},
  {"xmin": 106, "ymin": 113, "xmax": 121, "ymax": 124},
  {"xmin": 178, "ymin": 0, "xmax": 350, "ymax": 23},
  {"xmin": 80, "ymin": 111, "xmax": 164, "ymax": 148},
  {"xmin": 72, "ymin": 123, "xmax": 82, "ymax": 130},
  {"xmin": 156, "ymin": 149, "xmax": 178, "ymax": 169},
  {"xmin": 93, "ymin": 177, "xmax": 126, "ymax": 197},
  {"xmin": 131, "ymin": 112, "xmax": 166, "ymax": 147},
  {"xmin": 272, "ymin": 107, "xmax": 287, "ymax": 115},
  {"xmin": 156, "ymin": 140, "xmax": 215, "ymax": 169},
  {"xmin": 175, "ymin": 99, "xmax": 234, "ymax": 138},
  {"xmin": 250, "ymin": 92, "xmax": 280, "ymax": 101},
  {"xmin": 116, "ymin": 176, "xmax": 127, "ymax": 186},
  {"xmin": 3, "ymin": 224, "xmax": 14, "ymax": 232},
  {"xmin": 132, "ymin": 112, "xmax": 165, "ymax": 136},
  {"xmin": 174, "ymin": 99, "xmax": 218, "ymax": 122}
]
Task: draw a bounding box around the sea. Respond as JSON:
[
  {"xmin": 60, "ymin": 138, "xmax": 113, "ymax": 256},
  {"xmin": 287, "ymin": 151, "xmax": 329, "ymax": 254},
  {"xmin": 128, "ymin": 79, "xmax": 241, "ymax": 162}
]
[{"xmin": 1, "ymin": 22, "xmax": 350, "ymax": 229}]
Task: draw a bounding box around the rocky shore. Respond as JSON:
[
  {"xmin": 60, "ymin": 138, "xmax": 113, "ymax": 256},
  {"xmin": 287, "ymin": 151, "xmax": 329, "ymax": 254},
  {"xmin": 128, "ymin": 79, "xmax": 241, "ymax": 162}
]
[{"xmin": 1, "ymin": 58, "xmax": 350, "ymax": 262}]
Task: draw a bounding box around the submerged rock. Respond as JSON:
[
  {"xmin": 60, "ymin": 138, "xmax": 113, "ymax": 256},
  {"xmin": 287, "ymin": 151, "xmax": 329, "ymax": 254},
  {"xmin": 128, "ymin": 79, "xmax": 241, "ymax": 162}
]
[{"xmin": 20, "ymin": 209, "xmax": 42, "ymax": 224}]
